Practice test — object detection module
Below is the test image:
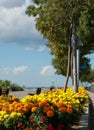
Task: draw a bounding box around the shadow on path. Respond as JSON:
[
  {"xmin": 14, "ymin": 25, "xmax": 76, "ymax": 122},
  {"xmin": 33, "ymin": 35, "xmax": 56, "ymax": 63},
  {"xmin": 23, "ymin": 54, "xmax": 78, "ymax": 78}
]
[{"xmin": 89, "ymin": 98, "xmax": 94, "ymax": 130}]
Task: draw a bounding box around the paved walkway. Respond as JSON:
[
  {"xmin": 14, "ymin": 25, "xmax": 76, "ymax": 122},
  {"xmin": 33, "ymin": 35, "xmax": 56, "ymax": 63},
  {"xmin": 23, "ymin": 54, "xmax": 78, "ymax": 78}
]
[{"xmin": 88, "ymin": 91, "xmax": 94, "ymax": 130}]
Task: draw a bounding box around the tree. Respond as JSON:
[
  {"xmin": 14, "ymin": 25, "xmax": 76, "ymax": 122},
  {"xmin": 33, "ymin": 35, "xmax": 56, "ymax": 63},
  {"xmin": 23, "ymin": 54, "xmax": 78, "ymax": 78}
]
[
  {"xmin": 80, "ymin": 69, "xmax": 94, "ymax": 83},
  {"xmin": 26, "ymin": 0, "xmax": 94, "ymax": 91}
]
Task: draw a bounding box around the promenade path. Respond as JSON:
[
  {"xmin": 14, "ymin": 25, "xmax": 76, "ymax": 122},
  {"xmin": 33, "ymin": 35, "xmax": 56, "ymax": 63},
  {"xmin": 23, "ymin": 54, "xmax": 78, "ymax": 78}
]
[
  {"xmin": 9, "ymin": 89, "xmax": 36, "ymax": 99},
  {"xmin": 88, "ymin": 91, "xmax": 94, "ymax": 130}
]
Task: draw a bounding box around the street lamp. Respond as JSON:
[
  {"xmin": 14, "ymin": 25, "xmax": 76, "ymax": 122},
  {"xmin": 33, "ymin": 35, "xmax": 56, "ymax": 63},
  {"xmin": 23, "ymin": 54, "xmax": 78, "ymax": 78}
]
[
  {"xmin": 71, "ymin": 24, "xmax": 82, "ymax": 92},
  {"xmin": 76, "ymin": 37, "xmax": 83, "ymax": 87}
]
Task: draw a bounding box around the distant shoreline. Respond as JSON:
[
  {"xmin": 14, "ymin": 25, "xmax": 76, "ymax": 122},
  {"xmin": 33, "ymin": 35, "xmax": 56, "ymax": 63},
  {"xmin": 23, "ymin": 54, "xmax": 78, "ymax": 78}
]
[{"xmin": 9, "ymin": 88, "xmax": 49, "ymax": 99}]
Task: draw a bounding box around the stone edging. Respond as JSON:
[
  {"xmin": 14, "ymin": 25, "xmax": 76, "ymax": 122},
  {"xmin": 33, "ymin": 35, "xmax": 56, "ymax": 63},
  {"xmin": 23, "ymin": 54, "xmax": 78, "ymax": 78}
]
[{"xmin": 78, "ymin": 104, "xmax": 89, "ymax": 130}]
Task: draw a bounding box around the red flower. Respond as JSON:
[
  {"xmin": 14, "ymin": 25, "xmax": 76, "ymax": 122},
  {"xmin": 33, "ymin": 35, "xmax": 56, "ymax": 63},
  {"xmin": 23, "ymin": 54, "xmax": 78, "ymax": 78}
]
[
  {"xmin": 17, "ymin": 122, "xmax": 23, "ymax": 128},
  {"xmin": 46, "ymin": 123, "xmax": 54, "ymax": 130},
  {"xmin": 23, "ymin": 128, "xmax": 30, "ymax": 130},
  {"xmin": 41, "ymin": 115, "xmax": 47, "ymax": 121},
  {"xmin": 57, "ymin": 124, "xmax": 64, "ymax": 130},
  {"xmin": 30, "ymin": 117, "xmax": 34, "ymax": 122}
]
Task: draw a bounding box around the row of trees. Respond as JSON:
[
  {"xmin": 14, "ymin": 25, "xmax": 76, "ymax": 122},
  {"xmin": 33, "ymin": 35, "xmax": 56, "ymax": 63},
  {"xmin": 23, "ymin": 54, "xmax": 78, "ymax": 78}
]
[
  {"xmin": 0, "ymin": 80, "xmax": 24, "ymax": 91},
  {"xmin": 26, "ymin": 0, "xmax": 94, "ymax": 91}
]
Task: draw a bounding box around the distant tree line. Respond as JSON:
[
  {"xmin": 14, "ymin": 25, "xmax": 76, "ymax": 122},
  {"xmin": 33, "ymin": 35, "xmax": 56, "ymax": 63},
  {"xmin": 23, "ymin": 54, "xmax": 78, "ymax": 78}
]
[{"xmin": 0, "ymin": 80, "xmax": 24, "ymax": 91}]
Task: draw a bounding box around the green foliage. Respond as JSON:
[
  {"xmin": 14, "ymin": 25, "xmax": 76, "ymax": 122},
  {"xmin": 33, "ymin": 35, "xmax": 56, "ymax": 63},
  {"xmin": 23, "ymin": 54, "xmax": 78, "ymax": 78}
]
[
  {"xmin": 26, "ymin": 0, "xmax": 94, "ymax": 81},
  {"xmin": 0, "ymin": 80, "xmax": 24, "ymax": 91},
  {"xmin": 10, "ymin": 85, "xmax": 24, "ymax": 91},
  {"xmin": 81, "ymin": 69, "xmax": 94, "ymax": 83},
  {"xmin": 0, "ymin": 80, "xmax": 10, "ymax": 89}
]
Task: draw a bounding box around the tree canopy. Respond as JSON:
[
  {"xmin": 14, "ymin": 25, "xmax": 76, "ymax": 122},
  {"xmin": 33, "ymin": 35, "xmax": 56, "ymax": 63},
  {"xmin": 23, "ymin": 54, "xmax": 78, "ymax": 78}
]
[
  {"xmin": 80, "ymin": 68, "xmax": 94, "ymax": 83},
  {"xmin": 26, "ymin": 0, "xmax": 94, "ymax": 82}
]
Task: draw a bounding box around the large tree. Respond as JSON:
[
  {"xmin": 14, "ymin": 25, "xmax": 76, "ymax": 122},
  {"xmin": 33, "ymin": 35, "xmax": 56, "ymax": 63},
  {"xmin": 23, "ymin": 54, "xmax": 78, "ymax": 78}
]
[{"xmin": 26, "ymin": 0, "xmax": 94, "ymax": 90}]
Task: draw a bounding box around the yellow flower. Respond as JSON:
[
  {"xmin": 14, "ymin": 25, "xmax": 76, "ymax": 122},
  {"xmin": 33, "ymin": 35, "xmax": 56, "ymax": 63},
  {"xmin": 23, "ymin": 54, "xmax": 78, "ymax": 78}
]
[
  {"xmin": 0, "ymin": 117, "xmax": 3, "ymax": 121},
  {"xmin": 10, "ymin": 112, "xmax": 17, "ymax": 118},
  {"xmin": 4, "ymin": 114, "xmax": 9, "ymax": 119},
  {"xmin": 17, "ymin": 112, "xmax": 22, "ymax": 117}
]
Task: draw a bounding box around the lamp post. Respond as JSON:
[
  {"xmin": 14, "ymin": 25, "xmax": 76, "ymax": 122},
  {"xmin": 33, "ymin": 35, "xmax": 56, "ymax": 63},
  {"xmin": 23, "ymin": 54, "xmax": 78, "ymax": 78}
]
[
  {"xmin": 71, "ymin": 24, "xmax": 78, "ymax": 92},
  {"xmin": 76, "ymin": 38, "xmax": 83, "ymax": 87},
  {"xmin": 71, "ymin": 24, "xmax": 82, "ymax": 92}
]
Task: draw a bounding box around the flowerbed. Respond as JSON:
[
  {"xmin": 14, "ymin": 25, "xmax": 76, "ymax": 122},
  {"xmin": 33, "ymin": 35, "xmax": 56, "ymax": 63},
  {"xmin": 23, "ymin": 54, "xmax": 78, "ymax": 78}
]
[{"xmin": 0, "ymin": 87, "xmax": 88, "ymax": 130}]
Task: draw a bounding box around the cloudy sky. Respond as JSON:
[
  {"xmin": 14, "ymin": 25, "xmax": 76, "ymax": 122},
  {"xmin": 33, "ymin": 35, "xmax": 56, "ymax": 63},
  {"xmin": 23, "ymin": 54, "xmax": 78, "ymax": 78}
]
[{"xmin": 0, "ymin": 0, "xmax": 93, "ymax": 88}]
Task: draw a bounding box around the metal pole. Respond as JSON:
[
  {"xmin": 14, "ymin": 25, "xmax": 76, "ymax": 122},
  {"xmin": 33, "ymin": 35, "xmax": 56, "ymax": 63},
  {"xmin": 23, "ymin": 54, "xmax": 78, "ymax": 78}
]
[
  {"xmin": 76, "ymin": 49, "xmax": 80, "ymax": 87},
  {"xmin": 71, "ymin": 24, "xmax": 78, "ymax": 92}
]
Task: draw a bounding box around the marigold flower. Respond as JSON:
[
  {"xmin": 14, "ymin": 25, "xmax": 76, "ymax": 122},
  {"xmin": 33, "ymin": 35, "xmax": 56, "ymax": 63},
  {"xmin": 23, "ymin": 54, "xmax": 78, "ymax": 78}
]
[
  {"xmin": 32, "ymin": 102, "xmax": 38, "ymax": 107},
  {"xmin": 12, "ymin": 96, "xmax": 18, "ymax": 101},
  {"xmin": 57, "ymin": 102, "xmax": 65, "ymax": 108},
  {"xmin": 2, "ymin": 107, "xmax": 9, "ymax": 112},
  {"xmin": 10, "ymin": 112, "xmax": 17, "ymax": 118},
  {"xmin": 58, "ymin": 107, "xmax": 66, "ymax": 113},
  {"xmin": 31, "ymin": 107, "xmax": 37, "ymax": 112},
  {"xmin": 4, "ymin": 114, "xmax": 9, "ymax": 119},
  {"xmin": 27, "ymin": 103, "xmax": 33, "ymax": 109},
  {"xmin": 22, "ymin": 107, "xmax": 28, "ymax": 113},
  {"xmin": 39, "ymin": 101, "xmax": 49, "ymax": 106},
  {"xmin": 67, "ymin": 108, "xmax": 73, "ymax": 114},
  {"xmin": 17, "ymin": 112, "xmax": 22, "ymax": 117},
  {"xmin": 47, "ymin": 110, "xmax": 54, "ymax": 117},
  {"xmin": 43, "ymin": 107, "xmax": 50, "ymax": 113},
  {"xmin": 9, "ymin": 107, "xmax": 15, "ymax": 112}
]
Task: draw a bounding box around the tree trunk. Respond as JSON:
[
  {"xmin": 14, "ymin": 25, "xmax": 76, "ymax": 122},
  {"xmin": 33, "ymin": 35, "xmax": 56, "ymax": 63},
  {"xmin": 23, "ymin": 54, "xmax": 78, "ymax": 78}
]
[
  {"xmin": 63, "ymin": 44, "xmax": 71, "ymax": 92},
  {"xmin": 71, "ymin": 24, "xmax": 78, "ymax": 92},
  {"xmin": 63, "ymin": 26, "xmax": 72, "ymax": 92},
  {"xmin": 71, "ymin": 52, "xmax": 73, "ymax": 86}
]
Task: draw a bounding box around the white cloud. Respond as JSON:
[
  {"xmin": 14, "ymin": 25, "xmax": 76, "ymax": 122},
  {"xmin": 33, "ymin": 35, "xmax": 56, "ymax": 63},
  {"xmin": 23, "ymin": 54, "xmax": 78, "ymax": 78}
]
[
  {"xmin": 13, "ymin": 66, "xmax": 28, "ymax": 75},
  {"xmin": 25, "ymin": 45, "xmax": 46, "ymax": 51},
  {"xmin": 0, "ymin": 0, "xmax": 46, "ymax": 51},
  {"xmin": 40, "ymin": 66, "xmax": 56, "ymax": 76},
  {"xmin": 1, "ymin": 66, "xmax": 28, "ymax": 75}
]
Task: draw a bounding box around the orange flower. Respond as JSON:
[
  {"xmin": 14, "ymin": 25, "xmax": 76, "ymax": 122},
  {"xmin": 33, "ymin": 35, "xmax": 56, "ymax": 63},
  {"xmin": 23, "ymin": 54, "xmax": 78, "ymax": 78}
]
[
  {"xmin": 12, "ymin": 96, "xmax": 18, "ymax": 101},
  {"xmin": 32, "ymin": 103, "xmax": 38, "ymax": 107},
  {"xmin": 67, "ymin": 108, "xmax": 73, "ymax": 114},
  {"xmin": 50, "ymin": 106, "xmax": 54, "ymax": 111},
  {"xmin": 14, "ymin": 103, "xmax": 22, "ymax": 109},
  {"xmin": 2, "ymin": 107, "xmax": 9, "ymax": 112},
  {"xmin": 22, "ymin": 107, "xmax": 28, "ymax": 113},
  {"xmin": 43, "ymin": 107, "xmax": 49, "ymax": 113},
  {"xmin": 27, "ymin": 103, "xmax": 33, "ymax": 109},
  {"xmin": 31, "ymin": 107, "xmax": 37, "ymax": 112},
  {"xmin": 9, "ymin": 107, "xmax": 15, "ymax": 112},
  {"xmin": 39, "ymin": 101, "xmax": 49, "ymax": 106},
  {"xmin": 57, "ymin": 102, "xmax": 65, "ymax": 108},
  {"xmin": 47, "ymin": 110, "xmax": 54, "ymax": 117},
  {"xmin": 0, "ymin": 104, "xmax": 2, "ymax": 110},
  {"xmin": 58, "ymin": 107, "xmax": 66, "ymax": 113},
  {"xmin": 17, "ymin": 106, "xmax": 23, "ymax": 112}
]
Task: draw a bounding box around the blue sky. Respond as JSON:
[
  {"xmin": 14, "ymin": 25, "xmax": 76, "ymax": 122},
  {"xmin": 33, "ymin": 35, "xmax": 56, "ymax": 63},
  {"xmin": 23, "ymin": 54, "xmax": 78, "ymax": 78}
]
[{"xmin": 0, "ymin": 0, "xmax": 93, "ymax": 88}]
